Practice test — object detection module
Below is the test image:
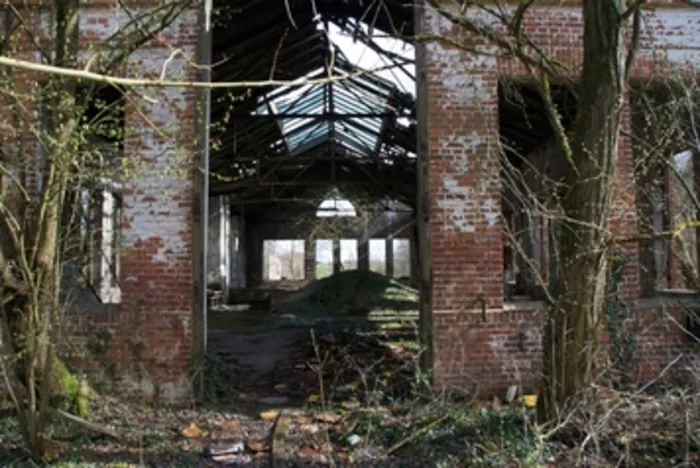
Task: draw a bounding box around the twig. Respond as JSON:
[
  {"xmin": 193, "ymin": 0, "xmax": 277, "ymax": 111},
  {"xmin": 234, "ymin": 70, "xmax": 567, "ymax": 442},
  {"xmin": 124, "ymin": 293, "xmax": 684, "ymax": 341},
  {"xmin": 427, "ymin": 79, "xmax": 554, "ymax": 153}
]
[
  {"xmin": 385, "ymin": 413, "xmax": 450, "ymax": 455},
  {"xmin": 46, "ymin": 407, "xmax": 121, "ymax": 439}
]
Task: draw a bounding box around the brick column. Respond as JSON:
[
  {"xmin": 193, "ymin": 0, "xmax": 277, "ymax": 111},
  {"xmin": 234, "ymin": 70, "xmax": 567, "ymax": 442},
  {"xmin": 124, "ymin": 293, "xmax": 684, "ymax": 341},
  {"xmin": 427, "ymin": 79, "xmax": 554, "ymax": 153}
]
[
  {"xmin": 108, "ymin": 10, "xmax": 199, "ymax": 403},
  {"xmin": 424, "ymin": 5, "xmax": 503, "ymax": 390}
]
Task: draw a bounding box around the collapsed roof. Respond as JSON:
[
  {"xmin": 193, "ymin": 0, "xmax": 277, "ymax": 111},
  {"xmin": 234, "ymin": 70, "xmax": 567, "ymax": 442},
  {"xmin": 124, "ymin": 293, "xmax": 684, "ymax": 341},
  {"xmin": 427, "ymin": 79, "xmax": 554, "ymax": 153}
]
[{"xmin": 210, "ymin": 0, "xmax": 416, "ymax": 213}]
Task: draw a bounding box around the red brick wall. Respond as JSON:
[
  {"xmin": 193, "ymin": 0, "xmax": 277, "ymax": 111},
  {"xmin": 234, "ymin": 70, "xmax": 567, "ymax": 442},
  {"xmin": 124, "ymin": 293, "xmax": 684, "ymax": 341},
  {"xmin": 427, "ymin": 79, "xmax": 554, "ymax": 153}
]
[
  {"xmin": 72, "ymin": 5, "xmax": 200, "ymax": 403},
  {"xmin": 433, "ymin": 304, "xmax": 694, "ymax": 398},
  {"xmin": 423, "ymin": 2, "xmax": 700, "ymax": 395},
  {"xmin": 109, "ymin": 8, "xmax": 199, "ymax": 403}
]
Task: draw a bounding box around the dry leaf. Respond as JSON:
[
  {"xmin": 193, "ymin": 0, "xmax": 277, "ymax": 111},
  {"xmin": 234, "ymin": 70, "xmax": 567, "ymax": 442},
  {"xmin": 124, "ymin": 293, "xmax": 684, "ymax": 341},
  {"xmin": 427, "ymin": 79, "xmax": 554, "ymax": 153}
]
[
  {"xmin": 181, "ymin": 422, "xmax": 204, "ymax": 439},
  {"xmin": 219, "ymin": 419, "xmax": 242, "ymax": 433},
  {"xmin": 246, "ymin": 440, "xmax": 270, "ymax": 453},
  {"xmin": 298, "ymin": 444, "xmax": 327, "ymax": 463},
  {"xmin": 522, "ymin": 394, "xmax": 538, "ymax": 408},
  {"xmin": 259, "ymin": 409, "xmax": 280, "ymax": 421},
  {"xmin": 315, "ymin": 411, "xmax": 342, "ymax": 424}
]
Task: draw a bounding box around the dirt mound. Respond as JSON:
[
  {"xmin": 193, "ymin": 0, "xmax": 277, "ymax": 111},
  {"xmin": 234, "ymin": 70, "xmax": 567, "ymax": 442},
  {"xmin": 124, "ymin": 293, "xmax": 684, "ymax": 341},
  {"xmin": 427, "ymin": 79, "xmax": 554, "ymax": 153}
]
[{"xmin": 272, "ymin": 270, "xmax": 418, "ymax": 317}]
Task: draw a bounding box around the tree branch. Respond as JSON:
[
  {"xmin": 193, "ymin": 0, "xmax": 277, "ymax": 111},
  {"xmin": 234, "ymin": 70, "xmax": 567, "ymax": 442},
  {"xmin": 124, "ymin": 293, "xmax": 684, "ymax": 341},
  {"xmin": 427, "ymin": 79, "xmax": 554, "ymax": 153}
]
[{"xmin": 0, "ymin": 55, "xmax": 399, "ymax": 90}]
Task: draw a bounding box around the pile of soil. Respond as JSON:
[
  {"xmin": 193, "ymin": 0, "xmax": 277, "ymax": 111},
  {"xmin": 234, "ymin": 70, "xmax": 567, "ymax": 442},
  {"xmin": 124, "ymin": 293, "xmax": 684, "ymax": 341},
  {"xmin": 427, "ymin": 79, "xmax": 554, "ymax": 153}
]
[{"xmin": 273, "ymin": 270, "xmax": 418, "ymax": 318}]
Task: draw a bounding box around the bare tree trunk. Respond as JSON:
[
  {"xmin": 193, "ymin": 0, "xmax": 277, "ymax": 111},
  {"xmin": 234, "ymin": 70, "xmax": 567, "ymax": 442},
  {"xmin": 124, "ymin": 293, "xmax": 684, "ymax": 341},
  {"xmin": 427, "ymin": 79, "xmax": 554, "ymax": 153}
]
[{"xmin": 539, "ymin": 1, "xmax": 637, "ymax": 421}]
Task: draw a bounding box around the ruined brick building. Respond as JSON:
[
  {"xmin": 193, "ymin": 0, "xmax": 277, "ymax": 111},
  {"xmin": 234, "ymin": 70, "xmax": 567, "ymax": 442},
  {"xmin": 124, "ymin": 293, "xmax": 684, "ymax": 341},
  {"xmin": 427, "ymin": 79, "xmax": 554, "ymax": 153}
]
[{"xmin": 4, "ymin": 0, "xmax": 700, "ymax": 402}]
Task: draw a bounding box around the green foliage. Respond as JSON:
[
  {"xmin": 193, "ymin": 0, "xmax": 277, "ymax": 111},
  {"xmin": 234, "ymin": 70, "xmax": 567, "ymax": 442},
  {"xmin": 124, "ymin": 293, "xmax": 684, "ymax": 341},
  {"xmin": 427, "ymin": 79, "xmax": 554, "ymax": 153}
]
[{"xmin": 194, "ymin": 349, "xmax": 239, "ymax": 407}]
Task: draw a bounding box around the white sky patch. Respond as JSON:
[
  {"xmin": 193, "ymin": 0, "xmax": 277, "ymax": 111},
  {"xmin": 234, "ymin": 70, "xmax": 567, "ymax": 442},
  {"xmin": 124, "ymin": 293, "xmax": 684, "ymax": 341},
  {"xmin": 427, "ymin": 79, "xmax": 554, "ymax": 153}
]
[
  {"xmin": 316, "ymin": 198, "xmax": 357, "ymax": 217},
  {"xmin": 327, "ymin": 20, "xmax": 415, "ymax": 97}
]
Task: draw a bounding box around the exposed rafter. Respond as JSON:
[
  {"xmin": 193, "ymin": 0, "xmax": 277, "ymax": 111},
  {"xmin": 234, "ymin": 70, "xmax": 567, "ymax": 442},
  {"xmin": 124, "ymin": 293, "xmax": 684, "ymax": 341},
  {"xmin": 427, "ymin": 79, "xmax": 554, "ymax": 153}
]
[{"xmin": 211, "ymin": 0, "xmax": 415, "ymax": 213}]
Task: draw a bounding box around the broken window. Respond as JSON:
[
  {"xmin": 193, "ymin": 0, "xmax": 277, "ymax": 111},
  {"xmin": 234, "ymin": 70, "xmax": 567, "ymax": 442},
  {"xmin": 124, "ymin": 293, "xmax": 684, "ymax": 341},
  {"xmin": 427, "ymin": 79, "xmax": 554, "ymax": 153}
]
[
  {"xmin": 315, "ymin": 239, "xmax": 334, "ymax": 279},
  {"xmin": 263, "ymin": 240, "xmax": 305, "ymax": 281},
  {"xmin": 392, "ymin": 238, "xmax": 411, "ymax": 279},
  {"xmin": 635, "ymin": 154, "xmax": 697, "ymax": 294},
  {"xmin": 669, "ymin": 150, "xmax": 698, "ymax": 285},
  {"xmin": 71, "ymin": 86, "xmax": 125, "ymax": 304},
  {"xmin": 340, "ymin": 239, "xmax": 358, "ymax": 271},
  {"xmin": 369, "ymin": 238, "xmax": 386, "ymax": 275}
]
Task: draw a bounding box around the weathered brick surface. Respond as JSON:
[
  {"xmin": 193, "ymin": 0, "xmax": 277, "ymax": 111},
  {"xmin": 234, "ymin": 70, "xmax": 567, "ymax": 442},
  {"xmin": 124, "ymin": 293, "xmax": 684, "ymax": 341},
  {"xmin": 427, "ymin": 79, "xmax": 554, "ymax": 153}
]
[
  {"xmin": 69, "ymin": 5, "xmax": 199, "ymax": 403},
  {"xmin": 434, "ymin": 304, "xmax": 695, "ymax": 397},
  {"xmin": 8, "ymin": 1, "xmax": 699, "ymax": 402},
  {"xmin": 424, "ymin": 2, "xmax": 700, "ymax": 394}
]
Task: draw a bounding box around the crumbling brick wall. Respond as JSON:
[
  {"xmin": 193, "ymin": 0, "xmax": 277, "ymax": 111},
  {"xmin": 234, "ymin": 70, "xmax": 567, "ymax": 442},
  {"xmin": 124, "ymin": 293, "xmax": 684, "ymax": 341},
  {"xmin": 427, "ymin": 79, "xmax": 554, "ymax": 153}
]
[{"xmin": 422, "ymin": 2, "xmax": 700, "ymax": 395}]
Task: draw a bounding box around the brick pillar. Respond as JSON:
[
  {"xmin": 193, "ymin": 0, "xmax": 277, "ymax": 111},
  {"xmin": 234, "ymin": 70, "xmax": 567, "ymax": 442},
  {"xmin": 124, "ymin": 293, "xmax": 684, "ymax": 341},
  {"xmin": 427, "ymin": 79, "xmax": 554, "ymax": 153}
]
[
  {"xmin": 612, "ymin": 103, "xmax": 640, "ymax": 302},
  {"xmin": 109, "ymin": 21, "xmax": 199, "ymax": 402},
  {"xmin": 424, "ymin": 5, "xmax": 503, "ymax": 391}
]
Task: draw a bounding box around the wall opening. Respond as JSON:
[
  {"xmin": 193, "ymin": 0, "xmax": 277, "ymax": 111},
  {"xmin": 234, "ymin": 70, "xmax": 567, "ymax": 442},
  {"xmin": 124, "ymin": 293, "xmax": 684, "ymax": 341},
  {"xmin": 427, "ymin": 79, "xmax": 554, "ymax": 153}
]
[
  {"xmin": 340, "ymin": 239, "xmax": 358, "ymax": 271},
  {"xmin": 315, "ymin": 239, "xmax": 334, "ymax": 279},
  {"xmin": 369, "ymin": 238, "xmax": 386, "ymax": 275},
  {"xmin": 262, "ymin": 239, "xmax": 305, "ymax": 281}
]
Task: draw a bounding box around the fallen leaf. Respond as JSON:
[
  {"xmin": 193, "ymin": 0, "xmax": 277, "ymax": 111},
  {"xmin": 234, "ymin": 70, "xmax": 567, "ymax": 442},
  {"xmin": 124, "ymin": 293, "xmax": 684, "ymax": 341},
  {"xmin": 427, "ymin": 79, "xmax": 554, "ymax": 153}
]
[
  {"xmin": 522, "ymin": 394, "xmax": 538, "ymax": 408},
  {"xmin": 295, "ymin": 415, "xmax": 312, "ymax": 424},
  {"xmin": 315, "ymin": 411, "xmax": 342, "ymax": 424},
  {"xmin": 246, "ymin": 440, "xmax": 270, "ymax": 453},
  {"xmin": 299, "ymin": 423, "xmax": 321, "ymax": 434},
  {"xmin": 319, "ymin": 442, "xmax": 332, "ymax": 453},
  {"xmin": 298, "ymin": 444, "xmax": 327, "ymax": 463},
  {"xmin": 219, "ymin": 419, "xmax": 242, "ymax": 433},
  {"xmin": 259, "ymin": 409, "xmax": 280, "ymax": 421},
  {"xmin": 181, "ymin": 422, "xmax": 204, "ymax": 439}
]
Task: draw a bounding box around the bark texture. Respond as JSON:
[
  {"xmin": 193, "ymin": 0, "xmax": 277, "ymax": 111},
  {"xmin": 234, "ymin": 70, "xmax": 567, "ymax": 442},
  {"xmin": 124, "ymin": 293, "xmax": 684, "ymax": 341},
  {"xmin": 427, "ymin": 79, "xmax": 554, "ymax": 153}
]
[{"xmin": 539, "ymin": 1, "xmax": 637, "ymax": 421}]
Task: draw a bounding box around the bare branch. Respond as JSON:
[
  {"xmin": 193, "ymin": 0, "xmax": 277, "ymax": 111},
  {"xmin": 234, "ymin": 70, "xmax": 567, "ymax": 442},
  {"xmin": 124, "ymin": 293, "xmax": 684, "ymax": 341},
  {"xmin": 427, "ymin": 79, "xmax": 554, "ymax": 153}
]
[{"xmin": 0, "ymin": 55, "xmax": 401, "ymax": 90}]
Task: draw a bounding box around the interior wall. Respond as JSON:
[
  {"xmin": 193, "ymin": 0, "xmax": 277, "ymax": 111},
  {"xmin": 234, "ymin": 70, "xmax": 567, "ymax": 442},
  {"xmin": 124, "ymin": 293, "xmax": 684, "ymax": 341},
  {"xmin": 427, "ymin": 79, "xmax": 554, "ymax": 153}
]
[{"xmin": 207, "ymin": 196, "xmax": 247, "ymax": 296}]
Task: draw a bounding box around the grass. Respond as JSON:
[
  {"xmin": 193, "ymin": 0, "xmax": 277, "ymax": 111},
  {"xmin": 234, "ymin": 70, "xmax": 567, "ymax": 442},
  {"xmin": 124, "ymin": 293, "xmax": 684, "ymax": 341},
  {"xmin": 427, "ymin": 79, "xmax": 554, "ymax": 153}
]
[{"xmin": 337, "ymin": 402, "xmax": 560, "ymax": 467}]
